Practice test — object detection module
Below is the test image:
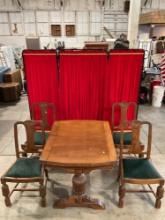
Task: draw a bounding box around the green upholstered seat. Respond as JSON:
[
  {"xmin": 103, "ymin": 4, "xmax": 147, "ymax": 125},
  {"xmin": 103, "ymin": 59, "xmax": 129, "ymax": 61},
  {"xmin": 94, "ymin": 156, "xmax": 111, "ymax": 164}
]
[
  {"xmin": 123, "ymin": 158, "xmax": 162, "ymax": 179},
  {"xmin": 113, "ymin": 132, "xmax": 132, "ymax": 145},
  {"xmin": 34, "ymin": 132, "xmax": 49, "ymax": 145},
  {"xmin": 5, "ymin": 157, "xmax": 42, "ymax": 178}
]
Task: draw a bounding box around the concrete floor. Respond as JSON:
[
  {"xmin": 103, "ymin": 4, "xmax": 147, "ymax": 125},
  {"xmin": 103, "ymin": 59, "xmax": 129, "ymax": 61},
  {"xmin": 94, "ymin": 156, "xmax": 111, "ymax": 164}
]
[{"xmin": 0, "ymin": 96, "xmax": 165, "ymax": 220}]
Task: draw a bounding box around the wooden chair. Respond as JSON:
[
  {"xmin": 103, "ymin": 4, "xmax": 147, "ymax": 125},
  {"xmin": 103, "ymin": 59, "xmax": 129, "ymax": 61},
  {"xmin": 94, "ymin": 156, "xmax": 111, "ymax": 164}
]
[
  {"xmin": 1, "ymin": 120, "xmax": 46, "ymax": 207},
  {"xmin": 112, "ymin": 102, "xmax": 137, "ymax": 147},
  {"xmin": 30, "ymin": 102, "xmax": 56, "ymax": 144},
  {"xmin": 31, "ymin": 102, "xmax": 56, "ymax": 130},
  {"xmin": 118, "ymin": 120, "xmax": 164, "ymax": 208}
]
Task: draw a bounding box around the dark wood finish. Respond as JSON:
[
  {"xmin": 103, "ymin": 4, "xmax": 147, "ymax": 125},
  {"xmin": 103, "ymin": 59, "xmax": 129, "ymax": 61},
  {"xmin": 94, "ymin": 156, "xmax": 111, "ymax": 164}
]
[
  {"xmin": 3, "ymin": 69, "xmax": 23, "ymax": 91},
  {"xmin": 51, "ymin": 25, "xmax": 61, "ymax": 36},
  {"xmin": 118, "ymin": 120, "xmax": 164, "ymax": 208},
  {"xmin": 30, "ymin": 102, "xmax": 56, "ymax": 130},
  {"xmin": 0, "ymin": 82, "xmax": 20, "ymax": 102},
  {"xmin": 65, "ymin": 25, "xmax": 75, "ymax": 36},
  {"xmin": 1, "ymin": 120, "xmax": 47, "ymax": 207},
  {"xmin": 40, "ymin": 120, "xmax": 117, "ymax": 209}
]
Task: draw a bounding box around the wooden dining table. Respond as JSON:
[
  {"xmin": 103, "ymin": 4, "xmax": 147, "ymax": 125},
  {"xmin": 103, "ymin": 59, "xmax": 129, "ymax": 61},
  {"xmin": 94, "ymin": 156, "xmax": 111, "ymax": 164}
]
[{"xmin": 40, "ymin": 120, "xmax": 117, "ymax": 209}]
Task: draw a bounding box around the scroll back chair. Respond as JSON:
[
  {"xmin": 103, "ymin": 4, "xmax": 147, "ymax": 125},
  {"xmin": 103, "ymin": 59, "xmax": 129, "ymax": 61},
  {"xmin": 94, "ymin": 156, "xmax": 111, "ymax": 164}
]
[
  {"xmin": 1, "ymin": 120, "xmax": 46, "ymax": 207},
  {"xmin": 30, "ymin": 102, "xmax": 56, "ymax": 145},
  {"xmin": 118, "ymin": 120, "xmax": 164, "ymax": 208}
]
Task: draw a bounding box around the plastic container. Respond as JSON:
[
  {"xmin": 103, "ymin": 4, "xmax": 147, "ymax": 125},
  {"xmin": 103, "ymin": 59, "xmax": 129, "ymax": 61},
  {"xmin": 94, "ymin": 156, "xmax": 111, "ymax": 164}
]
[{"xmin": 152, "ymin": 86, "xmax": 165, "ymax": 107}]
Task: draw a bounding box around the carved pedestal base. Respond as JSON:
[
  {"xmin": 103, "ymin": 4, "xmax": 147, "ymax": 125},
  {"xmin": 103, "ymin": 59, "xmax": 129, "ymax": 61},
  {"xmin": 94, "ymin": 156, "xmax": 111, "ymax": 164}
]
[
  {"xmin": 54, "ymin": 195, "xmax": 105, "ymax": 209},
  {"xmin": 53, "ymin": 171, "xmax": 105, "ymax": 209}
]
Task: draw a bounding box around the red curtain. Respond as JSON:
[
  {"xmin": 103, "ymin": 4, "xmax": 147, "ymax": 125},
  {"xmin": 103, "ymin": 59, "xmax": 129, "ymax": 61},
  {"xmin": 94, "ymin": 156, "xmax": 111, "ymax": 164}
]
[
  {"xmin": 23, "ymin": 49, "xmax": 144, "ymax": 125},
  {"xmin": 103, "ymin": 50, "xmax": 144, "ymax": 125},
  {"xmin": 58, "ymin": 50, "xmax": 107, "ymax": 119},
  {"xmin": 23, "ymin": 50, "xmax": 58, "ymax": 126}
]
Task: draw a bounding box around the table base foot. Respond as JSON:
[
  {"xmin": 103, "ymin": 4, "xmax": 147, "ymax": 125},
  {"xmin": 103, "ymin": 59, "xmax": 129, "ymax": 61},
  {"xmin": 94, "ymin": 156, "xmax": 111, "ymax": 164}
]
[{"xmin": 53, "ymin": 195, "xmax": 105, "ymax": 209}]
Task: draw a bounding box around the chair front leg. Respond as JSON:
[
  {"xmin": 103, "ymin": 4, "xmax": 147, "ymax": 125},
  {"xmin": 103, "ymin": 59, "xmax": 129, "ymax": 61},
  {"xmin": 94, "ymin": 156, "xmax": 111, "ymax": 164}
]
[
  {"xmin": 119, "ymin": 183, "xmax": 125, "ymax": 208},
  {"xmin": 2, "ymin": 181, "xmax": 12, "ymax": 207},
  {"xmin": 155, "ymin": 181, "xmax": 164, "ymax": 209},
  {"xmin": 39, "ymin": 181, "xmax": 46, "ymax": 207},
  {"xmin": 44, "ymin": 168, "xmax": 50, "ymax": 181}
]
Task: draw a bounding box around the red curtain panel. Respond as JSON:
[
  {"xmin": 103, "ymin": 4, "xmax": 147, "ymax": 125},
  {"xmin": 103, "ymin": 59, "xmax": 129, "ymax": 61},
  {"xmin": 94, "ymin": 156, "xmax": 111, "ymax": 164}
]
[
  {"xmin": 23, "ymin": 49, "xmax": 144, "ymax": 125},
  {"xmin": 23, "ymin": 50, "xmax": 58, "ymax": 127},
  {"xmin": 103, "ymin": 49, "xmax": 144, "ymax": 125},
  {"xmin": 58, "ymin": 50, "xmax": 108, "ymax": 120}
]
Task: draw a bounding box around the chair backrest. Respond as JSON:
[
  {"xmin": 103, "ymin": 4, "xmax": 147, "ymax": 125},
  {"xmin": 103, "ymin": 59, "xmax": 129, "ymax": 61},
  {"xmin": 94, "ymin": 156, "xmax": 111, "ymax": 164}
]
[
  {"xmin": 112, "ymin": 102, "xmax": 137, "ymax": 130},
  {"xmin": 14, "ymin": 120, "xmax": 46, "ymax": 157},
  {"xmin": 30, "ymin": 102, "xmax": 56, "ymax": 130},
  {"xmin": 119, "ymin": 120, "xmax": 152, "ymax": 158}
]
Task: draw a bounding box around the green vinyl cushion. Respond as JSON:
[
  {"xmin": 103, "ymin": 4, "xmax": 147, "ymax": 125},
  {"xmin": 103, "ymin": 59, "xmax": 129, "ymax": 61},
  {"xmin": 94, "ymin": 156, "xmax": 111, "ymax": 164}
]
[
  {"xmin": 113, "ymin": 132, "xmax": 132, "ymax": 145},
  {"xmin": 123, "ymin": 158, "xmax": 162, "ymax": 179},
  {"xmin": 34, "ymin": 131, "xmax": 49, "ymax": 145},
  {"xmin": 5, "ymin": 157, "xmax": 42, "ymax": 178}
]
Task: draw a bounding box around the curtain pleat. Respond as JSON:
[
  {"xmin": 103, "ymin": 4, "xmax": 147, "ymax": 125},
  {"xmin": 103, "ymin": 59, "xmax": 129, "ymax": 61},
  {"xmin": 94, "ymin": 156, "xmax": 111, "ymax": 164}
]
[{"xmin": 58, "ymin": 51, "xmax": 107, "ymax": 120}]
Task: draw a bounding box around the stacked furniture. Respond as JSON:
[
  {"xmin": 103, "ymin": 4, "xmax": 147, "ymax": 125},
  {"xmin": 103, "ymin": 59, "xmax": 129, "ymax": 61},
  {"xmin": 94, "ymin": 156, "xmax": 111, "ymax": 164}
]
[
  {"xmin": 0, "ymin": 82, "xmax": 20, "ymax": 102},
  {"xmin": 0, "ymin": 68, "xmax": 22, "ymax": 102},
  {"xmin": 3, "ymin": 69, "xmax": 23, "ymax": 91}
]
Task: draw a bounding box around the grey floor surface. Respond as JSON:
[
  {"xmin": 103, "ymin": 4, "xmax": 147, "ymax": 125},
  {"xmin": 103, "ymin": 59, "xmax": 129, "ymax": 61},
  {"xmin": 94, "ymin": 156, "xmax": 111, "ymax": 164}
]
[{"xmin": 0, "ymin": 96, "xmax": 165, "ymax": 220}]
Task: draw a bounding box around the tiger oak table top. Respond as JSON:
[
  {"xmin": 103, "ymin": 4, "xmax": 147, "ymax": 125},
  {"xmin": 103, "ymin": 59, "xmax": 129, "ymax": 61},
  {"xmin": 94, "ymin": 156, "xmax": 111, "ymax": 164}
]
[{"xmin": 40, "ymin": 120, "xmax": 117, "ymax": 168}]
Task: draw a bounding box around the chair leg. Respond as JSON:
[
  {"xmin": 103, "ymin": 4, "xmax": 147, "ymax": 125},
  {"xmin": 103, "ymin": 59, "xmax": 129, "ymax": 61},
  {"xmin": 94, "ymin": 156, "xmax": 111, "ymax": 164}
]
[
  {"xmin": 117, "ymin": 170, "xmax": 120, "ymax": 182},
  {"xmin": 118, "ymin": 184, "xmax": 125, "ymax": 208},
  {"xmin": 39, "ymin": 182, "xmax": 46, "ymax": 207},
  {"xmin": 155, "ymin": 182, "xmax": 164, "ymax": 209},
  {"xmin": 117, "ymin": 161, "xmax": 121, "ymax": 182},
  {"xmin": 2, "ymin": 182, "xmax": 12, "ymax": 207},
  {"xmin": 44, "ymin": 168, "xmax": 50, "ymax": 181},
  {"xmin": 139, "ymin": 145, "xmax": 145, "ymax": 158}
]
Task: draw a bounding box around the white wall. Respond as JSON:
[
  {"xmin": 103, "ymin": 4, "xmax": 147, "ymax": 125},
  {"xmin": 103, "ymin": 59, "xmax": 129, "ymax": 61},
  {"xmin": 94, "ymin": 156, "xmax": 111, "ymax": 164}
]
[
  {"xmin": 0, "ymin": 36, "xmax": 25, "ymax": 47},
  {"xmin": 1, "ymin": 0, "xmax": 165, "ymax": 48},
  {"xmin": 0, "ymin": 0, "xmax": 129, "ymax": 48},
  {"xmin": 141, "ymin": 0, "xmax": 165, "ymax": 13},
  {"xmin": 152, "ymin": 25, "xmax": 165, "ymax": 38}
]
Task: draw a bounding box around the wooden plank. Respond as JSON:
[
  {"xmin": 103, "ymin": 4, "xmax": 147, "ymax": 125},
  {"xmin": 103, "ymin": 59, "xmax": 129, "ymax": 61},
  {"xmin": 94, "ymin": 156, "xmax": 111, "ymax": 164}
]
[{"xmin": 140, "ymin": 10, "xmax": 165, "ymax": 24}]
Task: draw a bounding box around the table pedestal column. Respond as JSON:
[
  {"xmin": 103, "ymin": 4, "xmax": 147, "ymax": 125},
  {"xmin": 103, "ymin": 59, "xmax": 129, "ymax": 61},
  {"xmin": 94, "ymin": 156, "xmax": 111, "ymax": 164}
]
[{"xmin": 54, "ymin": 171, "xmax": 105, "ymax": 209}]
